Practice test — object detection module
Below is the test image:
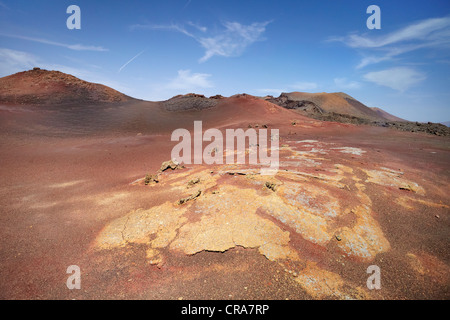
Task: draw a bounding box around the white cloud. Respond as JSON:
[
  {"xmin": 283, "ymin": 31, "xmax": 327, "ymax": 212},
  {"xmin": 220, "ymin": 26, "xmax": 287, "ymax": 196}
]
[
  {"xmin": 183, "ymin": 0, "xmax": 192, "ymax": 9},
  {"xmin": 198, "ymin": 21, "xmax": 270, "ymax": 62},
  {"xmin": 0, "ymin": 33, "xmax": 108, "ymax": 51},
  {"xmin": 0, "ymin": 48, "xmax": 39, "ymax": 76},
  {"xmin": 363, "ymin": 67, "xmax": 426, "ymax": 92},
  {"xmin": 334, "ymin": 77, "xmax": 361, "ymax": 89},
  {"xmin": 166, "ymin": 69, "xmax": 213, "ymax": 91},
  {"xmin": 130, "ymin": 23, "xmax": 195, "ymax": 38},
  {"xmin": 132, "ymin": 20, "xmax": 271, "ymax": 63},
  {"xmin": 144, "ymin": 69, "xmax": 214, "ymax": 100},
  {"xmin": 187, "ymin": 21, "xmax": 207, "ymax": 33},
  {"xmin": 330, "ymin": 16, "xmax": 450, "ymax": 68},
  {"xmin": 345, "ymin": 17, "xmax": 450, "ymax": 48},
  {"xmin": 356, "ymin": 55, "xmax": 392, "ymax": 69}
]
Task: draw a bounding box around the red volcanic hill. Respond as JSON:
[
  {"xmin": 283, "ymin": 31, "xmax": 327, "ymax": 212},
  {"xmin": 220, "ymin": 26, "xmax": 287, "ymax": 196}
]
[
  {"xmin": 370, "ymin": 107, "xmax": 406, "ymax": 122},
  {"xmin": 0, "ymin": 69, "xmax": 314, "ymax": 136},
  {"xmin": 267, "ymin": 91, "xmax": 391, "ymax": 121},
  {"xmin": 0, "ymin": 69, "xmax": 447, "ymax": 136},
  {"xmin": 0, "ymin": 68, "xmax": 133, "ymax": 105}
]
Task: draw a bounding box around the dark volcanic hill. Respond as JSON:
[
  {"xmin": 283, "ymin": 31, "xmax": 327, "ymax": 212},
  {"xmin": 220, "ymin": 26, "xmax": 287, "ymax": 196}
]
[
  {"xmin": 265, "ymin": 92, "xmax": 449, "ymax": 136},
  {"xmin": 265, "ymin": 92, "xmax": 390, "ymax": 121},
  {"xmin": 0, "ymin": 69, "xmax": 448, "ymax": 136},
  {"xmin": 0, "ymin": 68, "xmax": 133, "ymax": 105}
]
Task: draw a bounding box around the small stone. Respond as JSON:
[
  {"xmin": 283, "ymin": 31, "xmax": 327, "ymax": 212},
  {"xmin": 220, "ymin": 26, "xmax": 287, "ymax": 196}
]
[
  {"xmin": 188, "ymin": 178, "xmax": 200, "ymax": 186},
  {"xmin": 177, "ymin": 190, "xmax": 201, "ymax": 205},
  {"xmin": 264, "ymin": 182, "xmax": 277, "ymax": 192},
  {"xmin": 335, "ymin": 235, "xmax": 342, "ymax": 241},
  {"xmin": 144, "ymin": 173, "xmax": 159, "ymax": 185}
]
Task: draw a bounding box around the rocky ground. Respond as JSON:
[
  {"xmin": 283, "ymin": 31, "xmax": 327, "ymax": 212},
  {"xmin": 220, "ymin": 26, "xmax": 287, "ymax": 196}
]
[{"xmin": 0, "ymin": 96, "xmax": 448, "ymax": 300}]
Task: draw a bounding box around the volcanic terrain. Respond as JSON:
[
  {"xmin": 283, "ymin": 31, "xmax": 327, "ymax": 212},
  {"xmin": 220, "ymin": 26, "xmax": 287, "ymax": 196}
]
[
  {"xmin": 0, "ymin": 67, "xmax": 133, "ymax": 105},
  {"xmin": 0, "ymin": 69, "xmax": 448, "ymax": 300},
  {"xmin": 266, "ymin": 92, "xmax": 449, "ymax": 136}
]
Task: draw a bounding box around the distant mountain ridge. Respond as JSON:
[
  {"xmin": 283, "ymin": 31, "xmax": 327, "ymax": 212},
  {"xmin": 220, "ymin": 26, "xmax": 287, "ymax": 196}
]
[
  {"xmin": 265, "ymin": 91, "xmax": 403, "ymax": 122},
  {"xmin": 0, "ymin": 69, "xmax": 448, "ymax": 136},
  {"xmin": 264, "ymin": 92, "xmax": 448, "ymax": 136}
]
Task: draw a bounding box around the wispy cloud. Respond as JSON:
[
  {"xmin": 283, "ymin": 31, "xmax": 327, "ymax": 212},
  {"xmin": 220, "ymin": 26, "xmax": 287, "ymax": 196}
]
[
  {"xmin": 363, "ymin": 67, "xmax": 426, "ymax": 92},
  {"xmin": 0, "ymin": 33, "xmax": 108, "ymax": 51},
  {"xmin": 166, "ymin": 69, "xmax": 213, "ymax": 91},
  {"xmin": 131, "ymin": 20, "xmax": 271, "ymax": 63},
  {"xmin": 130, "ymin": 23, "xmax": 195, "ymax": 38},
  {"xmin": 145, "ymin": 69, "xmax": 213, "ymax": 101},
  {"xmin": 334, "ymin": 77, "xmax": 361, "ymax": 89},
  {"xmin": 183, "ymin": 0, "xmax": 192, "ymax": 10},
  {"xmin": 187, "ymin": 21, "xmax": 207, "ymax": 33},
  {"xmin": 118, "ymin": 50, "xmax": 146, "ymax": 73},
  {"xmin": 198, "ymin": 21, "xmax": 271, "ymax": 62},
  {"xmin": 329, "ymin": 16, "xmax": 450, "ymax": 68},
  {"xmin": 342, "ymin": 17, "xmax": 450, "ymax": 48},
  {"xmin": 0, "ymin": 48, "xmax": 39, "ymax": 75}
]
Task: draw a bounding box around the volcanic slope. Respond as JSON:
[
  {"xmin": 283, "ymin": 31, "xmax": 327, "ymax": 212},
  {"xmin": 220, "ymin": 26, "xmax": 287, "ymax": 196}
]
[
  {"xmin": 0, "ymin": 68, "xmax": 133, "ymax": 105},
  {"xmin": 267, "ymin": 92, "xmax": 391, "ymax": 121},
  {"xmin": 370, "ymin": 107, "xmax": 406, "ymax": 122},
  {"xmin": 0, "ymin": 88, "xmax": 320, "ymax": 137},
  {"xmin": 266, "ymin": 92, "xmax": 449, "ymax": 136}
]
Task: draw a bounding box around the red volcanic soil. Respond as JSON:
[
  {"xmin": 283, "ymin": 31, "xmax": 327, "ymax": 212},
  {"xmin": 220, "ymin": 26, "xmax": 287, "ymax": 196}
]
[
  {"xmin": 0, "ymin": 68, "xmax": 132, "ymax": 105},
  {"xmin": 0, "ymin": 93, "xmax": 449, "ymax": 300}
]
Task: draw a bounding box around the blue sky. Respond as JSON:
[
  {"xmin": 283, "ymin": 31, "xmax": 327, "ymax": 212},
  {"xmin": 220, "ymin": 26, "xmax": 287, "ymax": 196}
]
[{"xmin": 0, "ymin": 0, "xmax": 449, "ymax": 122}]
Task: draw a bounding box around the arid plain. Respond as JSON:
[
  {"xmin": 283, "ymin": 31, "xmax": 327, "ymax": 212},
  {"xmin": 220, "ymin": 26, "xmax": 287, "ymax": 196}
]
[{"xmin": 0, "ymin": 69, "xmax": 449, "ymax": 299}]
